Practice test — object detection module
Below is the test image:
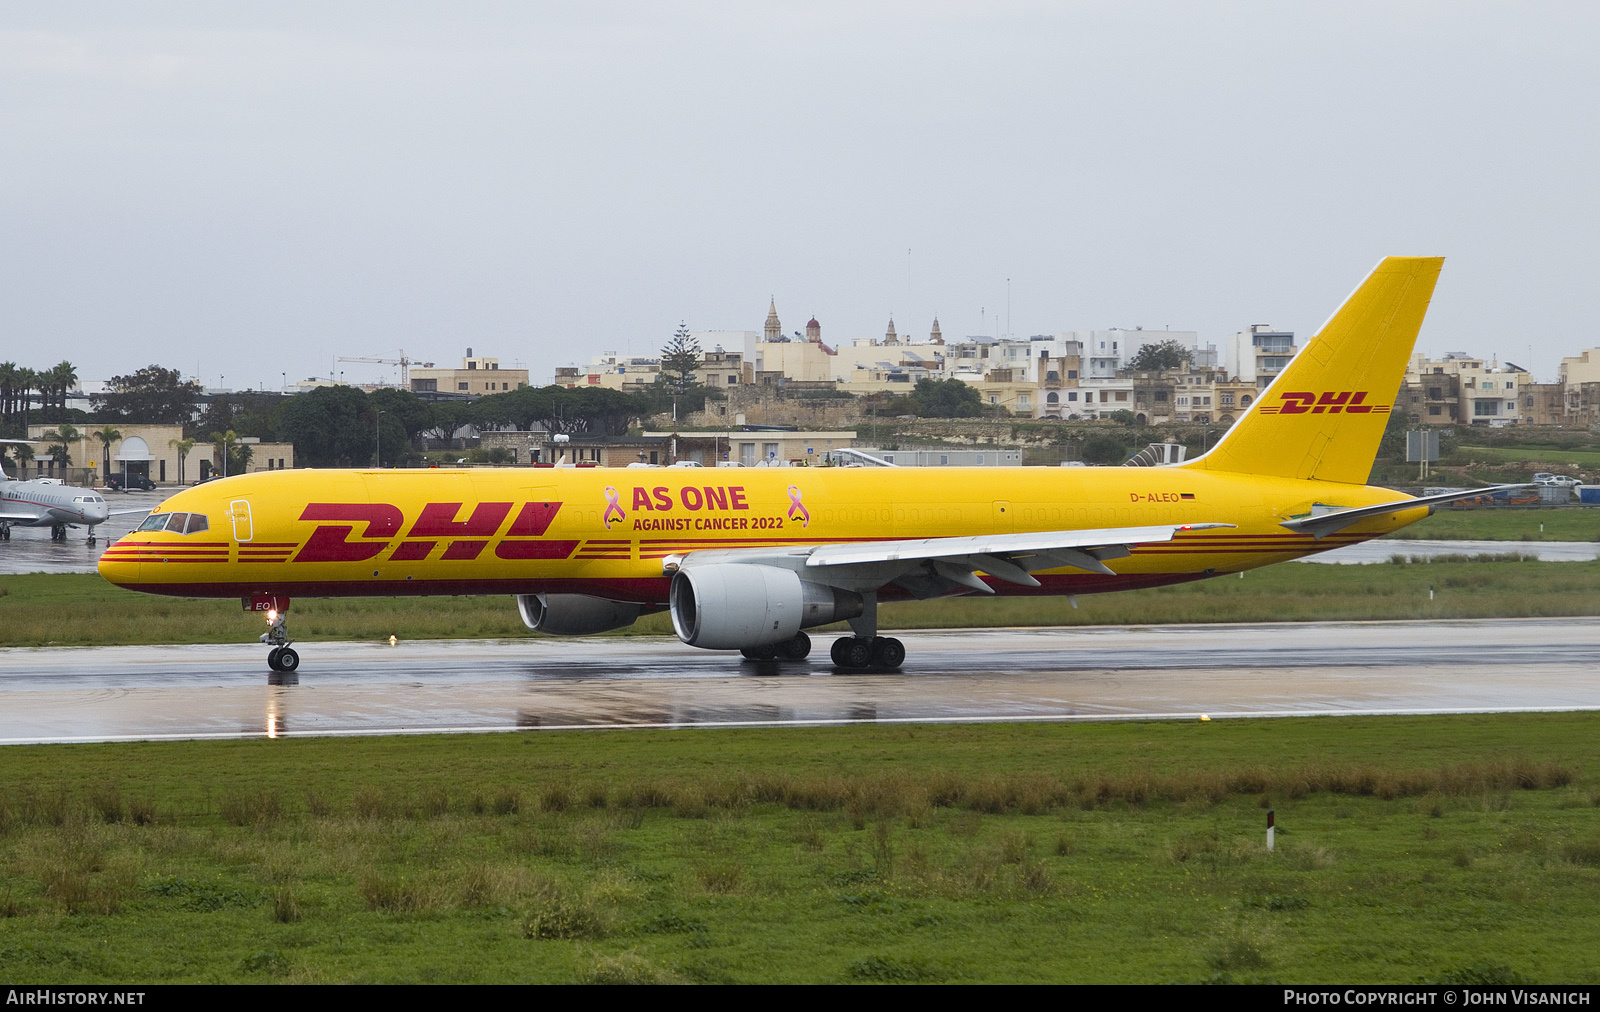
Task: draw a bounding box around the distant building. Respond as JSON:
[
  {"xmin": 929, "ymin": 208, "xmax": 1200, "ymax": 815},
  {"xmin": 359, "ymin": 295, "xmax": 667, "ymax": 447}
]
[
  {"xmin": 1399, "ymin": 352, "xmax": 1531, "ymax": 426},
  {"xmin": 25, "ymin": 423, "xmax": 292, "ymax": 485},
  {"xmin": 850, "ymin": 448, "xmax": 1023, "ymax": 466},
  {"xmin": 411, "ymin": 350, "xmax": 529, "ymax": 397},
  {"xmin": 561, "ymin": 352, "xmax": 661, "ymax": 392},
  {"xmin": 642, "ymin": 429, "xmax": 858, "ymax": 467},
  {"xmin": 1560, "ymin": 348, "xmax": 1600, "ymax": 387},
  {"xmin": 1225, "ymin": 325, "xmax": 1297, "ymax": 389}
]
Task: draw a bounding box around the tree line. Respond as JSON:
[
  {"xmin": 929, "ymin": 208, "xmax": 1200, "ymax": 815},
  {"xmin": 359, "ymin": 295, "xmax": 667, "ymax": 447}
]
[{"xmin": 1, "ymin": 356, "xmax": 727, "ymax": 470}]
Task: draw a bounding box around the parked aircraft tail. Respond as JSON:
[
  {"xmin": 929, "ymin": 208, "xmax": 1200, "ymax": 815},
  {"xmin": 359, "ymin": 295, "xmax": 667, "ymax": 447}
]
[{"xmin": 1185, "ymin": 256, "xmax": 1443, "ymax": 485}]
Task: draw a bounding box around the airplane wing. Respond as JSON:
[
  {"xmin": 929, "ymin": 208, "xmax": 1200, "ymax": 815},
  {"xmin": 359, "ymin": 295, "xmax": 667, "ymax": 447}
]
[
  {"xmin": 674, "ymin": 522, "xmax": 1234, "ymax": 599},
  {"xmin": 0, "ymin": 511, "xmax": 40, "ymax": 522},
  {"xmin": 1279, "ymin": 484, "xmax": 1536, "ymax": 540},
  {"xmin": 107, "ymin": 508, "xmax": 153, "ymax": 517}
]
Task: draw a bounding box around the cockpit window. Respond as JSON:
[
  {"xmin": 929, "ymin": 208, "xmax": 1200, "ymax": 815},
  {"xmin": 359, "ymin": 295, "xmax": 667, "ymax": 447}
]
[
  {"xmin": 138, "ymin": 513, "xmax": 170, "ymax": 532},
  {"xmin": 136, "ymin": 512, "xmax": 210, "ymax": 535}
]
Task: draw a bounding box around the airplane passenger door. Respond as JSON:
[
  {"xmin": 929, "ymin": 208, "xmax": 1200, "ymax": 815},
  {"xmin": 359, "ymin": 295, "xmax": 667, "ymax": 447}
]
[{"xmin": 228, "ymin": 499, "xmax": 254, "ymax": 542}]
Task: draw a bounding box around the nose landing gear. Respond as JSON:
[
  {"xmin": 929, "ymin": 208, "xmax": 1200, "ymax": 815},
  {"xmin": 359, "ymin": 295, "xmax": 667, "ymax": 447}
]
[
  {"xmin": 264, "ymin": 610, "xmax": 299, "ymax": 672},
  {"xmin": 256, "ymin": 600, "xmax": 299, "ymax": 673},
  {"xmin": 267, "ymin": 646, "xmax": 300, "ymax": 673}
]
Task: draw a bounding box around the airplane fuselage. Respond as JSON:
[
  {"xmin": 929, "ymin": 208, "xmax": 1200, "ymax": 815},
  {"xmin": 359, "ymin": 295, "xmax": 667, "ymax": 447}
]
[
  {"xmin": 96, "ymin": 465, "xmax": 1424, "ymax": 601},
  {"xmin": 0, "ymin": 477, "xmax": 113, "ymax": 530}
]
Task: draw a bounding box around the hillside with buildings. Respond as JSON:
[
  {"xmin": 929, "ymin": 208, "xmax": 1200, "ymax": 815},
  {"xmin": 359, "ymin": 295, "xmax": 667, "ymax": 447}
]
[{"xmin": 550, "ymin": 301, "xmax": 1600, "ymax": 433}]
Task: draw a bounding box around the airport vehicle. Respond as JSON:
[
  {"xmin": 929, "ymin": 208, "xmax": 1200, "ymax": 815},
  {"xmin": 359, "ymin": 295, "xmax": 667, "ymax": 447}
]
[
  {"xmin": 1, "ymin": 442, "xmax": 149, "ymax": 542},
  {"xmin": 98, "ymin": 257, "xmax": 1524, "ymax": 673},
  {"xmin": 1532, "ymin": 473, "xmax": 1581, "ymax": 488},
  {"xmin": 105, "ymin": 472, "xmax": 157, "ymax": 492}
]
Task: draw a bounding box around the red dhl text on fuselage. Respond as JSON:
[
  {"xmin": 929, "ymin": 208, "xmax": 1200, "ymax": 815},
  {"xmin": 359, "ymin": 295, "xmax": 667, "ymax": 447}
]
[{"xmin": 95, "ymin": 466, "xmax": 1423, "ymax": 601}]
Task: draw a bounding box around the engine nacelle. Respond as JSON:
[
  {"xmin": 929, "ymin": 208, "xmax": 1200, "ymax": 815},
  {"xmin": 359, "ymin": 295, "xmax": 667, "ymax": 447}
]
[
  {"xmin": 516, "ymin": 594, "xmax": 647, "ymax": 636},
  {"xmin": 669, "ymin": 564, "xmax": 863, "ymax": 650}
]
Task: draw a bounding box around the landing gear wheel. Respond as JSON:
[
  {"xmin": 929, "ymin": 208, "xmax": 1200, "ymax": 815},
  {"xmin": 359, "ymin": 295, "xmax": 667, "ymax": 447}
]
[
  {"xmin": 832, "ymin": 636, "xmax": 874, "ymax": 670},
  {"xmin": 779, "ymin": 631, "xmax": 812, "ymax": 661},
  {"xmin": 276, "ymin": 648, "xmax": 299, "ymax": 673},
  {"xmin": 870, "ymin": 636, "xmax": 905, "ymax": 671},
  {"xmin": 267, "ymin": 648, "xmax": 284, "ymax": 671},
  {"xmin": 740, "ymin": 644, "xmax": 778, "ymax": 661}
]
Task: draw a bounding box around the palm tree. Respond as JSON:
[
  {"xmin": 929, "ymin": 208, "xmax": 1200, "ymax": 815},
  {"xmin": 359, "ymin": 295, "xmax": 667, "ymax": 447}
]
[
  {"xmin": 0, "ymin": 362, "xmax": 16, "ymax": 429},
  {"xmin": 170, "ymin": 437, "xmax": 196, "ymax": 485},
  {"xmin": 47, "ymin": 362, "xmax": 78, "ymax": 421},
  {"xmin": 95, "ymin": 425, "xmax": 123, "ymax": 481},
  {"xmin": 15, "ymin": 367, "xmax": 36, "ymax": 431},
  {"xmin": 41, "ymin": 423, "xmax": 79, "ymax": 472}
]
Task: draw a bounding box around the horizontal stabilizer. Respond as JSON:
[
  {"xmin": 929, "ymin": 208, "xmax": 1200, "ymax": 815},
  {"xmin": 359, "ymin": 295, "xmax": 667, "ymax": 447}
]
[{"xmin": 1279, "ymin": 484, "xmax": 1535, "ymax": 540}]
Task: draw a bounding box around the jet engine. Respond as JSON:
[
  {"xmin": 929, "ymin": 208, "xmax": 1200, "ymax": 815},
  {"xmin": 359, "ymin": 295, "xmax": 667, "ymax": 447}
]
[
  {"xmin": 516, "ymin": 594, "xmax": 649, "ymax": 636},
  {"xmin": 669, "ymin": 564, "xmax": 863, "ymax": 650}
]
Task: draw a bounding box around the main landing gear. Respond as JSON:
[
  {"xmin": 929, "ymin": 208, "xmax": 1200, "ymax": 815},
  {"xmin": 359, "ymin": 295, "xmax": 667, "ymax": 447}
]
[
  {"xmin": 830, "ymin": 635, "xmax": 905, "ymax": 672},
  {"xmin": 50, "ymin": 523, "xmax": 68, "ymax": 542},
  {"xmin": 0, "ymin": 523, "xmax": 10, "ymax": 541}
]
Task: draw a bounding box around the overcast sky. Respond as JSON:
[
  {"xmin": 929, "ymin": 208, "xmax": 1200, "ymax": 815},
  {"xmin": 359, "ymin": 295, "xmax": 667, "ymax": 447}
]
[{"xmin": 2, "ymin": 1, "xmax": 1596, "ymax": 389}]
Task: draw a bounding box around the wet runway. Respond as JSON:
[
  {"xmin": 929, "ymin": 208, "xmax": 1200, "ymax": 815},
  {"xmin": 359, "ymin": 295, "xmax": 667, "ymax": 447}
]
[
  {"xmin": 2, "ymin": 619, "xmax": 1596, "ymax": 744},
  {"xmin": 1298, "ymin": 538, "xmax": 1599, "ymax": 564},
  {"xmin": 0, "ymin": 489, "xmax": 165, "ymax": 574}
]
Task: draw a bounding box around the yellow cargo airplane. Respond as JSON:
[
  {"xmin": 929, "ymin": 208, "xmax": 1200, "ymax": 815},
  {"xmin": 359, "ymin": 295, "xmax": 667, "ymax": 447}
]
[{"xmin": 99, "ymin": 256, "xmax": 1521, "ymax": 673}]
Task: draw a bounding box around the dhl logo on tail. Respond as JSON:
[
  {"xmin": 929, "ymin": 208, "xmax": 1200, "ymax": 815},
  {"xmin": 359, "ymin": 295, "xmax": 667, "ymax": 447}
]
[{"xmin": 1256, "ymin": 391, "xmax": 1393, "ymax": 416}]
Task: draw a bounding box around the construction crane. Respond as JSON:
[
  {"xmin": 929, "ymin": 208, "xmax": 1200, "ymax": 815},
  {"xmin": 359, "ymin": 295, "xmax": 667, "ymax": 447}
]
[{"xmin": 335, "ymin": 350, "xmax": 432, "ymax": 389}]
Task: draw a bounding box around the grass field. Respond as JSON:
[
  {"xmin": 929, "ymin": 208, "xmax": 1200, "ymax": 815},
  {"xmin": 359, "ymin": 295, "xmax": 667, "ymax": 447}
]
[
  {"xmin": 1386, "ymin": 508, "xmax": 1600, "ymax": 542},
  {"xmin": 3, "ymin": 559, "xmax": 1600, "ymax": 647},
  {"xmin": 0, "ymin": 715, "xmax": 1596, "ymax": 983},
  {"xmin": 1454, "ymin": 445, "xmax": 1600, "ymax": 468}
]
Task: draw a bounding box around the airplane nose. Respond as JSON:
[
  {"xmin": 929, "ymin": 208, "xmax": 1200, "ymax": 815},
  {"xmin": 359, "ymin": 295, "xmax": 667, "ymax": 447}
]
[{"xmin": 97, "ymin": 549, "xmax": 140, "ymax": 587}]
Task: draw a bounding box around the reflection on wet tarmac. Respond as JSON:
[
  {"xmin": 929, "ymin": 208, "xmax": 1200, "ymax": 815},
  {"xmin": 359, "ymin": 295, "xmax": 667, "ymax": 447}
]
[{"xmin": 0, "ymin": 619, "xmax": 1596, "ymax": 744}]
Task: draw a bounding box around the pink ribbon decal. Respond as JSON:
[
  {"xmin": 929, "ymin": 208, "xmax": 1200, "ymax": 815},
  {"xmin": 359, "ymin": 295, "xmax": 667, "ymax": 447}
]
[
  {"xmin": 786, "ymin": 485, "xmax": 810, "ymax": 527},
  {"xmin": 603, "ymin": 486, "xmax": 626, "ymax": 529}
]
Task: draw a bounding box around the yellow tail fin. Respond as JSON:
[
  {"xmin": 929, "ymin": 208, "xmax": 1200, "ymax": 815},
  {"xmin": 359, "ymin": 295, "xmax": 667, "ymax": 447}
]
[{"xmin": 1186, "ymin": 256, "xmax": 1443, "ymax": 485}]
